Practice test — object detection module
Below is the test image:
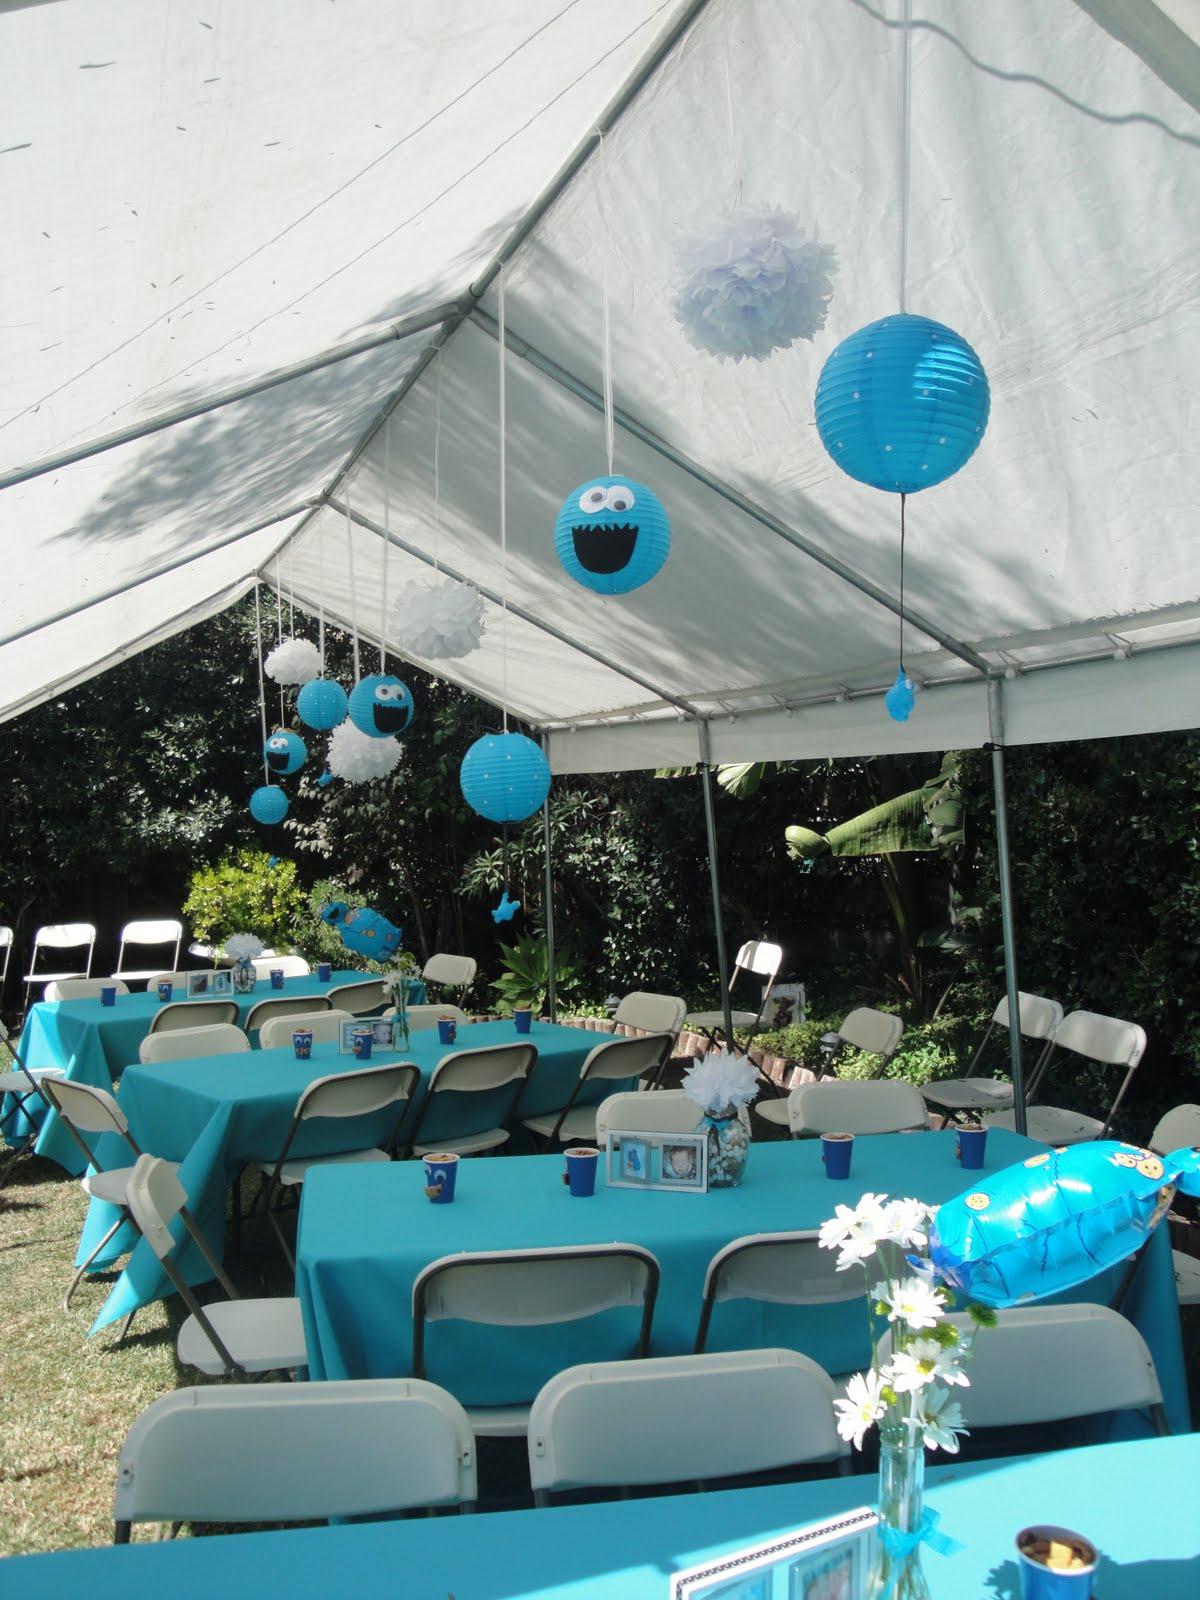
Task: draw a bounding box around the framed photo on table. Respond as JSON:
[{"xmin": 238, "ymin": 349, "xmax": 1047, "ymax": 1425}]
[
  {"xmin": 671, "ymin": 1508, "xmax": 876, "ymax": 1600},
  {"xmin": 186, "ymin": 970, "xmax": 233, "ymax": 998},
  {"xmin": 604, "ymin": 1130, "xmax": 708, "ymax": 1193}
]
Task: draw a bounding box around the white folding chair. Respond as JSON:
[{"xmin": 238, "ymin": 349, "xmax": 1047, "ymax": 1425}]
[
  {"xmin": 987, "ymin": 1010, "xmax": 1148, "ymax": 1145},
  {"xmin": 114, "ymin": 1379, "xmax": 477, "ymax": 1541},
  {"xmin": 113, "ymin": 919, "xmax": 184, "ymax": 985},
  {"xmin": 244, "ymin": 994, "xmax": 331, "ymax": 1034},
  {"xmin": 250, "ymin": 954, "xmax": 311, "ymax": 979},
  {"xmin": 24, "ymin": 922, "xmax": 97, "ymax": 1009},
  {"xmin": 406, "ymin": 1042, "xmax": 536, "ymax": 1157},
  {"xmin": 694, "ymin": 1231, "xmax": 866, "ymax": 1357},
  {"xmin": 423, "ymin": 953, "xmax": 478, "ymax": 998},
  {"xmin": 1149, "ymin": 1105, "xmax": 1200, "ymax": 1308},
  {"xmin": 922, "ymin": 992, "xmax": 1063, "ymax": 1126},
  {"xmin": 0, "ymin": 925, "xmax": 12, "ymax": 991},
  {"xmin": 528, "ymin": 1348, "xmax": 846, "ymax": 1502},
  {"xmin": 45, "ymin": 977, "xmax": 130, "ymax": 1002},
  {"xmin": 756, "ymin": 1006, "xmax": 905, "ymax": 1127},
  {"xmin": 392, "ymin": 1003, "xmax": 472, "ymax": 1033},
  {"xmin": 146, "ymin": 999, "xmax": 239, "ymax": 1035},
  {"xmin": 785, "ymin": 1079, "xmax": 929, "ymax": 1139},
  {"xmin": 0, "ymin": 1022, "xmax": 65, "ymax": 1182},
  {"xmin": 413, "ymin": 1243, "xmax": 661, "ymax": 1437},
  {"xmin": 522, "ymin": 1033, "xmax": 674, "ymax": 1146},
  {"xmin": 258, "ymin": 1008, "xmax": 355, "ymax": 1049},
  {"xmin": 143, "ymin": 971, "xmax": 194, "ymax": 992},
  {"xmin": 613, "ymin": 992, "xmax": 687, "ymax": 1035},
  {"xmin": 124, "ymin": 1154, "xmax": 308, "ymax": 1380},
  {"xmin": 327, "ymin": 978, "xmax": 389, "ymax": 1015},
  {"xmin": 595, "ymin": 1089, "xmax": 702, "ymax": 1142},
  {"xmin": 139, "ymin": 1024, "xmax": 250, "ymax": 1065},
  {"xmin": 686, "ymin": 940, "xmax": 785, "ymax": 1043}
]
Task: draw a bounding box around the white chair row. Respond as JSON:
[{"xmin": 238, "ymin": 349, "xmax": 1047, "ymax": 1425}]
[{"xmin": 15, "ymin": 920, "xmax": 186, "ymax": 1009}]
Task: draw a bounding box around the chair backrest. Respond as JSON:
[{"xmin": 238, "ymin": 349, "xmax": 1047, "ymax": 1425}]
[
  {"xmin": 696, "ymin": 1230, "xmax": 865, "ymax": 1351},
  {"xmin": 41, "ymin": 1076, "xmax": 130, "ymax": 1140},
  {"xmin": 144, "ymin": 971, "xmax": 193, "ymax": 991},
  {"xmin": 250, "ymin": 954, "xmax": 311, "ymax": 978},
  {"xmin": 146, "ymin": 999, "xmax": 240, "ymax": 1036},
  {"xmin": 787, "ymin": 1079, "xmax": 928, "ymax": 1137},
  {"xmin": 423, "ymin": 953, "xmax": 477, "ymax": 990},
  {"xmin": 115, "ymin": 919, "xmax": 184, "ymax": 976},
  {"xmin": 138, "ymin": 1023, "xmax": 250, "ymax": 1064},
  {"xmin": 528, "ymin": 1349, "xmax": 844, "ymax": 1497},
  {"xmin": 1052, "ymin": 1010, "xmax": 1147, "ymax": 1068},
  {"xmin": 595, "ymin": 1089, "xmax": 702, "ymax": 1142},
  {"xmin": 258, "ymin": 1008, "xmax": 355, "ymax": 1049},
  {"xmin": 0, "ymin": 924, "xmax": 11, "ymax": 981},
  {"xmin": 396, "ymin": 1003, "xmax": 471, "ymax": 1032},
  {"xmin": 327, "ymin": 978, "xmax": 389, "ymax": 1015},
  {"xmin": 33, "ymin": 922, "xmax": 97, "ymax": 953},
  {"xmin": 733, "ymin": 940, "xmax": 784, "ymax": 980},
  {"xmin": 295, "ymin": 1062, "xmax": 419, "ymax": 1122},
  {"xmin": 114, "ymin": 1380, "xmax": 476, "ymax": 1534},
  {"xmin": 46, "ymin": 977, "xmax": 130, "ymax": 1001},
  {"xmin": 1148, "ymin": 1103, "xmax": 1200, "ymax": 1156},
  {"xmin": 244, "ymin": 994, "xmax": 332, "ymax": 1033},
  {"xmin": 990, "ymin": 991, "xmax": 1064, "ymax": 1041},
  {"xmin": 427, "ymin": 1042, "xmax": 536, "ymax": 1098},
  {"xmin": 580, "ymin": 1031, "xmax": 675, "ymax": 1086},
  {"xmin": 125, "ymin": 1154, "xmax": 190, "ymax": 1261},
  {"xmin": 837, "ymin": 1007, "xmax": 904, "ymax": 1059},
  {"xmin": 875, "ymin": 1305, "xmax": 1166, "ymax": 1432},
  {"xmin": 613, "ymin": 992, "xmax": 687, "ymax": 1034}
]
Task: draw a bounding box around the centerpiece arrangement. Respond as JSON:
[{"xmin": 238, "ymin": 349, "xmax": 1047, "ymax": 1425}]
[
  {"xmin": 223, "ymin": 932, "xmax": 264, "ymax": 995},
  {"xmin": 382, "ymin": 950, "xmax": 422, "ymax": 1051},
  {"xmin": 680, "ymin": 1047, "xmax": 760, "ymax": 1187}
]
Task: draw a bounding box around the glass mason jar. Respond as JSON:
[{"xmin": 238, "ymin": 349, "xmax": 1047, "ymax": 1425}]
[
  {"xmin": 868, "ymin": 1424, "xmax": 931, "ymax": 1600},
  {"xmin": 231, "ymin": 959, "xmax": 257, "ymax": 995},
  {"xmin": 704, "ymin": 1107, "xmax": 750, "ymax": 1187}
]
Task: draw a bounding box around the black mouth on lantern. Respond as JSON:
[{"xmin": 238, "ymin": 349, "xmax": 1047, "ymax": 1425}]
[
  {"xmin": 571, "ymin": 522, "xmax": 639, "ymax": 575},
  {"xmin": 266, "ymin": 751, "xmax": 289, "ymax": 772},
  {"xmin": 373, "ymin": 704, "xmax": 409, "ymax": 733}
]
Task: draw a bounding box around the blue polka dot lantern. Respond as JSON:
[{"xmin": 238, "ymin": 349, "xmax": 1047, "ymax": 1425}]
[
  {"xmin": 554, "ymin": 476, "xmax": 670, "ymax": 595},
  {"xmin": 263, "ymin": 729, "xmax": 307, "ymax": 775},
  {"xmin": 297, "ymin": 678, "xmax": 348, "ymax": 732},
  {"xmin": 814, "ymin": 314, "xmax": 989, "ymax": 493},
  {"xmin": 348, "ymin": 674, "xmax": 414, "ymax": 739},
  {"xmin": 249, "ymin": 785, "xmax": 289, "ymax": 825},
  {"xmin": 459, "ymin": 732, "xmax": 550, "ymax": 823}
]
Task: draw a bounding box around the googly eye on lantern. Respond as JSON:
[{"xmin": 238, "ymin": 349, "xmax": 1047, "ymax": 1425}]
[
  {"xmin": 578, "ymin": 485, "xmax": 609, "ymax": 515},
  {"xmin": 604, "ymin": 484, "xmax": 636, "ymax": 514}
]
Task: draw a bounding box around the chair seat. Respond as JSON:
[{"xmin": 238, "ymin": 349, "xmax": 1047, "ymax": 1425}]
[
  {"xmin": 465, "ymin": 1403, "xmax": 531, "ymax": 1438},
  {"xmin": 256, "ymin": 1147, "xmax": 390, "ymax": 1186},
  {"xmin": 922, "ymin": 1078, "xmax": 1014, "ymax": 1113},
  {"xmin": 0, "ymin": 1066, "xmax": 64, "ymax": 1094},
  {"xmin": 412, "ymin": 1128, "xmax": 510, "ymax": 1157},
  {"xmin": 177, "ymin": 1296, "xmax": 309, "ymax": 1375},
  {"xmin": 1172, "ymin": 1249, "xmax": 1200, "ymax": 1307},
  {"xmin": 686, "ymin": 1009, "xmax": 761, "ymax": 1030},
  {"xmin": 986, "ymin": 1105, "xmax": 1105, "ymax": 1145},
  {"xmin": 753, "ymin": 1096, "xmax": 791, "ymax": 1127},
  {"xmin": 24, "ymin": 970, "xmax": 87, "ymax": 985},
  {"xmin": 81, "ymin": 1165, "xmax": 136, "ymax": 1204},
  {"xmin": 522, "ymin": 1105, "xmax": 599, "ymax": 1143},
  {"xmin": 110, "ymin": 968, "xmax": 161, "ymax": 982}
]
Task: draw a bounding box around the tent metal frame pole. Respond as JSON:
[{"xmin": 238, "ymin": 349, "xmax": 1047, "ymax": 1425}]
[
  {"xmin": 541, "ymin": 736, "xmax": 557, "ymax": 1023},
  {"xmin": 699, "ymin": 724, "xmax": 736, "ymax": 1047},
  {"xmin": 987, "ymin": 678, "xmax": 1027, "ymax": 1135},
  {"xmin": 469, "ymin": 309, "xmax": 992, "ymax": 678}
]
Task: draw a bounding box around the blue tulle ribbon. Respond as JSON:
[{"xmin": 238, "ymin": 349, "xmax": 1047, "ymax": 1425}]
[{"xmin": 876, "ymin": 1509, "xmax": 963, "ymax": 1596}]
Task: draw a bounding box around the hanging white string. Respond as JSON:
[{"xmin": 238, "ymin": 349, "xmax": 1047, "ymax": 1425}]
[
  {"xmin": 380, "ymin": 414, "xmax": 391, "ymax": 673},
  {"xmin": 595, "ymin": 129, "xmax": 616, "ymax": 476},
  {"xmin": 345, "ymin": 481, "xmax": 361, "ymax": 681},
  {"xmin": 498, "ymin": 265, "xmax": 510, "ymax": 731},
  {"xmin": 274, "ymin": 558, "xmax": 285, "ymax": 721},
  {"xmin": 317, "ymin": 524, "xmax": 326, "ymax": 673},
  {"xmin": 253, "ymin": 583, "xmax": 269, "ymax": 781},
  {"xmin": 721, "ymin": 0, "xmax": 743, "ymax": 206},
  {"xmin": 432, "ymin": 352, "xmax": 443, "ymax": 572},
  {"xmin": 287, "ymin": 539, "xmax": 295, "ymax": 632},
  {"xmin": 897, "ymin": 0, "xmax": 913, "ymax": 313}
]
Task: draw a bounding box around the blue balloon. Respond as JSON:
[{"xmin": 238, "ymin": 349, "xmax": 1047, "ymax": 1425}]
[
  {"xmin": 263, "ymin": 728, "xmax": 307, "ymax": 775},
  {"xmin": 318, "ymin": 901, "xmax": 403, "ymax": 960},
  {"xmin": 929, "ymin": 1141, "xmax": 1187, "ymax": 1308},
  {"xmin": 348, "ymin": 674, "xmax": 414, "ymax": 739},
  {"xmin": 249, "ymin": 785, "xmax": 288, "ymax": 825},
  {"xmin": 815, "ymin": 314, "xmax": 989, "ymax": 493},
  {"xmin": 492, "ymin": 892, "xmax": 521, "ymax": 924},
  {"xmin": 884, "ymin": 669, "xmax": 916, "ymax": 723},
  {"xmin": 297, "ymin": 678, "xmax": 348, "ymax": 731},
  {"xmin": 555, "ymin": 476, "xmax": 670, "ymax": 595},
  {"xmin": 460, "ymin": 732, "xmax": 550, "ymax": 824}
]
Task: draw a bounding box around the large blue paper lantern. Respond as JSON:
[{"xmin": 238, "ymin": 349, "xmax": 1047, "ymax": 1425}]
[
  {"xmin": 554, "ymin": 476, "xmax": 670, "ymax": 595},
  {"xmin": 814, "ymin": 314, "xmax": 989, "ymax": 493},
  {"xmin": 460, "ymin": 732, "xmax": 550, "ymax": 823},
  {"xmin": 263, "ymin": 729, "xmax": 307, "ymax": 775},
  {"xmin": 297, "ymin": 678, "xmax": 348, "ymax": 732},
  {"xmin": 249, "ymin": 785, "xmax": 289, "ymax": 825},
  {"xmin": 348, "ymin": 673, "xmax": 414, "ymax": 739}
]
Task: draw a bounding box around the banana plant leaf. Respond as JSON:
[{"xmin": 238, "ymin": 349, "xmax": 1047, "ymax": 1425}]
[{"xmin": 786, "ymin": 753, "xmax": 963, "ymax": 863}]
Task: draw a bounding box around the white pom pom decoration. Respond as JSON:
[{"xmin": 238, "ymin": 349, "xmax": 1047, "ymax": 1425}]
[
  {"xmin": 389, "ymin": 578, "xmax": 485, "ymax": 661},
  {"xmin": 264, "ymin": 637, "xmax": 323, "ymax": 686},
  {"xmin": 326, "ymin": 721, "xmax": 403, "ymax": 784},
  {"xmin": 673, "ymin": 209, "xmax": 837, "ymax": 363}
]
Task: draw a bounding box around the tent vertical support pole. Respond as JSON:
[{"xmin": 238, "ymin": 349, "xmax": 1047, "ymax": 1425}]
[
  {"xmin": 987, "ymin": 679, "xmax": 1026, "ymax": 1135},
  {"xmin": 541, "ymin": 738, "xmax": 557, "ymax": 1023},
  {"xmin": 699, "ymin": 724, "xmax": 735, "ymax": 1047}
]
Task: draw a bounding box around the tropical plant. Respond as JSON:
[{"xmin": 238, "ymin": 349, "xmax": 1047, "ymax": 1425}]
[{"xmin": 490, "ymin": 935, "xmax": 583, "ymax": 1014}]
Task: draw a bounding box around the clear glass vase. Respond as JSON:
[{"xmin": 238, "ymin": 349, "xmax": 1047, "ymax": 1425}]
[
  {"xmin": 704, "ymin": 1108, "xmax": 750, "ymax": 1187},
  {"xmin": 231, "ymin": 959, "xmax": 256, "ymax": 995},
  {"xmin": 868, "ymin": 1426, "xmax": 931, "ymax": 1600}
]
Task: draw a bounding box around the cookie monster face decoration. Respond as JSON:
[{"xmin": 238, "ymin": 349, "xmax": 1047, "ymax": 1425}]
[
  {"xmin": 554, "ymin": 476, "xmax": 670, "ymax": 595},
  {"xmin": 348, "ymin": 674, "xmax": 415, "ymax": 739},
  {"xmin": 263, "ymin": 729, "xmax": 307, "ymax": 775}
]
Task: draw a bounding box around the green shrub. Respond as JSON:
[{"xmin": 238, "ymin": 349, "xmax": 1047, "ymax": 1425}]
[
  {"xmin": 183, "ymin": 850, "xmax": 307, "ymax": 951},
  {"xmin": 490, "ymin": 935, "xmax": 583, "ymax": 1014}
]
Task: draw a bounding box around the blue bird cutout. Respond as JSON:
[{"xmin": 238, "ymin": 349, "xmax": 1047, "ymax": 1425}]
[
  {"xmin": 268, "ymin": 856, "xmax": 280, "ymax": 868},
  {"xmin": 492, "ymin": 892, "xmax": 521, "ymax": 924},
  {"xmin": 317, "ymin": 769, "xmax": 333, "ymax": 788},
  {"xmin": 885, "ymin": 668, "xmax": 916, "ymax": 723}
]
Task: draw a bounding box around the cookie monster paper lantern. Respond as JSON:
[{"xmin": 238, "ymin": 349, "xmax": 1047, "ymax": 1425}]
[
  {"xmin": 249, "ymin": 785, "xmax": 289, "ymax": 825},
  {"xmin": 460, "ymin": 732, "xmax": 550, "ymax": 824},
  {"xmin": 263, "ymin": 729, "xmax": 307, "ymax": 776},
  {"xmin": 348, "ymin": 674, "xmax": 414, "ymax": 739},
  {"xmin": 814, "ymin": 314, "xmax": 989, "ymax": 494},
  {"xmin": 554, "ymin": 477, "xmax": 670, "ymax": 596},
  {"xmin": 297, "ymin": 677, "xmax": 348, "ymax": 732}
]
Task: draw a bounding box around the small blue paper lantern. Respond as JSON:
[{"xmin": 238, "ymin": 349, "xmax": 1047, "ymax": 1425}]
[
  {"xmin": 297, "ymin": 678, "xmax": 348, "ymax": 732},
  {"xmin": 554, "ymin": 476, "xmax": 670, "ymax": 595},
  {"xmin": 460, "ymin": 732, "xmax": 550, "ymax": 823},
  {"xmin": 249, "ymin": 785, "xmax": 289, "ymax": 825},
  {"xmin": 884, "ymin": 669, "xmax": 916, "ymax": 723},
  {"xmin": 263, "ymin": 729, "xmax": 307, "ymax": 775},
  {"xmin": 815, "ymin": 314, "xmax": 989, "ymax": 493},
  {"xmin": 348, "ymin": 673, "xmax": 414, "ymax": 739}
]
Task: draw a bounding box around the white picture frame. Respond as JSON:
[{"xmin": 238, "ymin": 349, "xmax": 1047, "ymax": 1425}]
[
  {"xmin": 187, "ymin": 969, "xmax": 232, "ymax": 998},
  {"xmin": 671, "ymin": 1508, "xmax": 876, "ymax": 1600},
  {"xmin": 605, "ymin": 1130, "xmax": 708, "ymax": 1193}
]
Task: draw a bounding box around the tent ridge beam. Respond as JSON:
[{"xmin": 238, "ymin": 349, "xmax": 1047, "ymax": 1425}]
[{"xmin": 469, "ymin": 308, "xmax": 993, "ymax": 678}]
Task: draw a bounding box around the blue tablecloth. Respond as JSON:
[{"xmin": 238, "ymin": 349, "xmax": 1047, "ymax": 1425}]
[
  {"xmin": 295, "ymin": 1129, "xmax": 1188, "ymax": 1431},
  {"xmin": 4, "ymin": 1434, "xmax": 1196, "ymax": 1596},
  {"xmin": 6, "ymin": 970, "xmax": 424, "ymax": 1173},
  {"xmin": 79, "ymin": 1020, "xmax": 611, "ymax": 1331}
]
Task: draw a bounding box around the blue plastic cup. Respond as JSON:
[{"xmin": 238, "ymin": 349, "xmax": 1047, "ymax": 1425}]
[
  {"xmin": 317, "ymin": 962, "xmax": 332, "ymax": 983},
  {"xmin": 292, "ymin": 1029, "xmax": 313, "ymax": 1060},
  {"xmin": 156, "ymin": 981, "xmax": 173, "ymax": 1003},
  {"xmin": 423, "ymin": 1152, "xmax": 459, "ymax": 1203},
  {"xmin": 821, "ymin": 1132, "xmax": 854, "ymax": 1179},
  {"xmin": 100, "ymin": 985, "xmax": 117, "ymax": 1007},
  {"xmin": 352, "ymin": 1030, "xmax": 373, "ymax": 1061},
  {"xmin": 564, "ymin": 1147, "xmax": 599, "ymax": 1197},
  {"xmin": 270, "ymin": 969, "xmax": 285, "ymax": 990},
  {"xmin": 514, "ymin": 1007, "xmax": 532, "ymax": 1034},
  {"xmin": 437, "ymin": 1016, "xmax": 457, "ymax": 1045},
  {"xmin": 956, "ymin": 1123, "xmax": 988, "ymax": 1170},
  {"xmin": 1017, "ymin": 1527, "xmax": 1097, "ymax": 1598}
]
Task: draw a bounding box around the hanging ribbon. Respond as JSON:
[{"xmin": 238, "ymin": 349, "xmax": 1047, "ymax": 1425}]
[
  {"xmin": 876, "ymin": 1508, "xmax": 963, "ymax": 1599},
  {"xmin": 274, "ymin": 558, "xmax": 285, "ymax": 722},
  {"xmin": 596, "ymin": 128, "xmax": 616, "ymax": 476},
  {"xmin": 345, "ymin": 480, "xmax": 361, "ymax": 682},
  {"xmin": 380, "ymin": 414, "xmax": 392, "ymax": 673},
  {"xmin": 498, "ymin": 264, "xmax": 510, "ymax": 731},
  {"xmin": 253, "ymin": 583, "xmax": 269, "ymax": 782}
]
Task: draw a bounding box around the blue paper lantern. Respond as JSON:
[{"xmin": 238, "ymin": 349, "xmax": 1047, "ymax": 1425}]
[
  {"xmin": 814, "ymin": 314, "xmax": 989, "ymax": 493},
  {"xmin": 554, "ymin": 476, "xmax": 670, "ymax": 595},
  {"xmin": 460, "ymin": 732, "xmax": 550, "ymax": 823},
  {"xmin": 297, "ymin": 678, "xmax": 348, "ymax": 732},
  {"xmin": 263, "ymin": 729, "xmax": 307, "ymax": 775},
  {"xmin": 249, "ymin": 785, "xmax": 289, "ymax": 825},
  {"xmin": 348, "ymin": 673, "xmax": 414, "ymax": 739},
  {"xmin": 884, "ymin": 669, "xmax": 916, "ymax": 723}
]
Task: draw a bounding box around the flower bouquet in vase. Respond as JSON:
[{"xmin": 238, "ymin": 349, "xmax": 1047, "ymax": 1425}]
[
  {"xmin": 382, "ymin": 951, "xmax": 421, "ymax": 1051},
  {"xmin": 224, "ymin": 933, "xmax": 264, "ymax": 995},
  {"xmin": 680, "ymin": 1048, "xmax": 759, "ymax": 1187}
]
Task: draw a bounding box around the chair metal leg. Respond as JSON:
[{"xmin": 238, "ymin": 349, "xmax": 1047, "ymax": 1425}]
[
  {"xmin": 114, "ymin": 1308, "xmax": 138, "ymax": 1345},
  {"xmin": 267, "ymin": 1198, "xmax": 298, "ymax": 1273},
  {"xmin": 62, "ymin": 1211, "xmax": 126, "ymax": 1310}
]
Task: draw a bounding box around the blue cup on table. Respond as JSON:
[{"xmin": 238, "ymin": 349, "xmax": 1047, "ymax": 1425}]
[
  {"xmin": 563, "ymin": 1146, "xmax": 599, "ymax": 1197},
  {"xmin": 156, "ymin": 981, "xmax": 173, "ymax": 1003},
  {"xmin": 956, "ymin": 1123, "xmax": 988, "ymax": 1170},
  {"xmin": 270, "ymin": 968, "xmax": 285, "ymax": 990},
  {"xmin": 292, "ymin": 1028, "xmax": 313, "ymax": 1061},
  {"xmin": 821, "ymin": 1132, "xmax": 854, "ymax": 1179},
  {"xmin": 352, "ymin": 1029, "xmax": 373, "ymax": 1061},
  {"xmin": 1017, "ymin": 1526, "xmax": 1097, "ymax": 1598},
  {"xmin": 514, "ymin": 1007, "xmax": 532, "ymax": 1034},
  {"xmin": 317, "ymin": 962, "xmax": 332, "ymax": 983},
  {"xmin": 423, "ymin": 1152, "xmax": 459, "ymax": 1203},
  {"xmin": 100, "ymin": 984, "xmax": 117, "ymax": 1007},
  {"xmin": 437, "ymin": 1015, "xmax": 457, "ymax": 1045}
]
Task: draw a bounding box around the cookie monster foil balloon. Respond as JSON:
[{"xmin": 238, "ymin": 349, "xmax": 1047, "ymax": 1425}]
[
  {"xmin": 263, "ymin": 729, "xmax": 307, "ymax": 776},
  {"xmin": 348, "ymin": 675, "xmax": 414, "ymax": 739},
  {"xmin": 318, "ymin": 901, "xmax": 403, "ymax": 961},
  {"xmin": 554, "ymin": 476, "xmax": 670, "ymax": 595},
  {"xmin": 929, "ymin": 1140, "xmax": 1200, "ymax": 1308}
]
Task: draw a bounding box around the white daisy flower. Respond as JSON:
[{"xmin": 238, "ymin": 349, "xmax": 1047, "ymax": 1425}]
[
  {"xmin": 886, "ymin": 1338, "xmax": 970, "ymax": 1393},
  {"xmin": 833, "ymin": 1369, "xmax": 886, "ymax": 1450},
  {"xmin": 885, "ymin": 1197, "xmax": 933, "ymax": 1250},
  {"xmin": 876, "ymin": 1275, "xmax": 946, "ymax": 1331},
  {"xmin": 907, "ymin": 1386, "xmax": 969, "ymax": 1454},
  {"xmin": 818, "ymin": 1192, "xmax": 893, "ymax": 1269}
]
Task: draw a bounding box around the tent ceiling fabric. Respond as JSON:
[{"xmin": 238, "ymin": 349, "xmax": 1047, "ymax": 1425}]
[{"xmin": 3, "ymin": 0, "xmax": 1198, "ymax": 773}]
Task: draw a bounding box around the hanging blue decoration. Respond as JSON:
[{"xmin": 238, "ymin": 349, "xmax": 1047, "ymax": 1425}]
[
  {"xmin": 492, "ymin": 891, "xmax": 521, "ymax": 924},
  {"xmin": 814, "ymin": 314, "xmax": 989, "ymax": 494},
  {"xmin": 318, "ymin": 901, "xmax": 403, "ymax": 960},
  {"xmin": 348, "ymin": 674, "xmax": 414, "ymax": 739},
  {"xmin": 554, "ymin": 476, "xmax": 670, "ymax": 595},
  {"xmin": 297, "ymin": 678, "xmax": 348, "ymax": 732},
  {"xmin": 317, "ymin": 769, "xmax": 333, "ymax": 788},
  {"xmin": 263, "ymin": 729, "xmax": 307, "ymax": 775},
  {"xmin": 460, "ymin": 732, "xmax": 550, "ymax": 824},
  {"xmin": 249, "ymin": 785, "xmax": 289, "ymax": 825},
  {"xmin": 884, "ymin": 669, "xmax": 916, "ymax": 723}
]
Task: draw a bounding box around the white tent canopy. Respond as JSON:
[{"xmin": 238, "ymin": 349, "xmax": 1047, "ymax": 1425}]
[{"xmin": 4, "ymin": 0, "xmax": 1199, "ymax": 771}]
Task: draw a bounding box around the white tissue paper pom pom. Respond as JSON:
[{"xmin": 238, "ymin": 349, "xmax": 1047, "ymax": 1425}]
[
  {"xmin": 224, "ymin": 933, "xmax": 265, "ymax": 961},
  {"xmin": 673, "ymin": 209, "xmax": 837, "ymax": 363},
  {"xmin": 326, "ymin": 722, "xmax": 403, "ymax": 784},
  {"xmin": 265, "ymin": 637, "xmax": 323, "ymax": 686},
  {"xmin": 681, "ymin": 1047, "xmax": 761, "ymax": 1115},
  {"xmin": 389, "ymin": 578, "xmax": 485, "ymax": 661}
]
